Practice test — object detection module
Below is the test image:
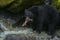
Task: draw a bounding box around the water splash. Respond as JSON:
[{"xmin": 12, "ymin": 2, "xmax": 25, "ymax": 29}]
[{"xmin": 0, "ymin": 23, "xmax": 9, "ymax": 31}]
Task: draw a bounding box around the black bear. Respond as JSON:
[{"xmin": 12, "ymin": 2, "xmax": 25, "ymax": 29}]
[{"xmin": 22, "ymin": 4, "xmax": 59, "ymax": 35}]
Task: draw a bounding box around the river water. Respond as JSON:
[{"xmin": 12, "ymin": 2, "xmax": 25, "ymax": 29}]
[{"xmin": 0, "ymin": 18, "xmax": 60, "ymax": 40}]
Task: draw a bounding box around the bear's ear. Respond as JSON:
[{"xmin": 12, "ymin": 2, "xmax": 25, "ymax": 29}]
[{"xmin": 44, "ymin": 0, "xmax": 52, "ymax": 5}]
